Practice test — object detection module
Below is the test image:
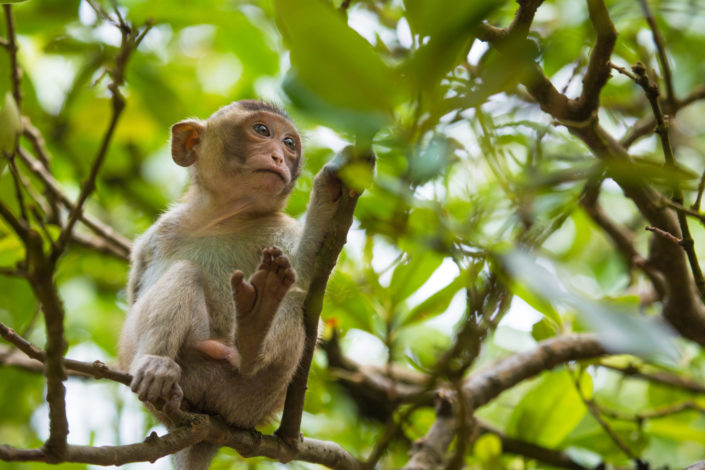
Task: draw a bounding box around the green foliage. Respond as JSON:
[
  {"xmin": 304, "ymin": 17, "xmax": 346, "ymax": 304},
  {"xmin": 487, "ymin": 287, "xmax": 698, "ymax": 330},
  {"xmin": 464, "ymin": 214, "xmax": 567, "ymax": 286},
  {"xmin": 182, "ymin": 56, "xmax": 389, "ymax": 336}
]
[{"xmin": 2, "ymin": 0, "xmax": 705, "ymax": 469}]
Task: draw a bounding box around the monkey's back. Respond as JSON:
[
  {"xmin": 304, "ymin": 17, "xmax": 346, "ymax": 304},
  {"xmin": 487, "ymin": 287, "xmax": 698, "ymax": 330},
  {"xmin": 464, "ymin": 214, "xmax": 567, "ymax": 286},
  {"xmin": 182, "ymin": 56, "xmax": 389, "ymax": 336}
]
[{"xmin": 121, "ymin": 206, "xmax": 306, "ymax": 428}]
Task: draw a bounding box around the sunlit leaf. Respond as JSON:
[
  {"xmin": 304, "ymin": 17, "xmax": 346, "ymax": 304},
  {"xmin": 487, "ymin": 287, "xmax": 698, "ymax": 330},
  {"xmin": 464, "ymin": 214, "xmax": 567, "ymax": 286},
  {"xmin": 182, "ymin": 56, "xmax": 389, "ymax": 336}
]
[
  {"xmin": 400, "ymin": 271, "xmax": 465, "ymax": 327},
  {"xmin": 389, "ymin": 250, "xmax": 444, "ymax": 305},
  {"xmin": 502, "ymin": 250, "xmax": 679, "ymax": 361},
  {"xmin": 507, "ymin": 370, "xmax": 591, "ymax": 447},
  {"xmin": 0, "ymin": 92, "xmax": 21, "ymax": 166},
  {"xmin": 275, "ymin": 0, "xmax": 401, "ymax": 132},
  {"xmin": 474, "ymin": 433, "xmax": 502, "ymax": 469}
]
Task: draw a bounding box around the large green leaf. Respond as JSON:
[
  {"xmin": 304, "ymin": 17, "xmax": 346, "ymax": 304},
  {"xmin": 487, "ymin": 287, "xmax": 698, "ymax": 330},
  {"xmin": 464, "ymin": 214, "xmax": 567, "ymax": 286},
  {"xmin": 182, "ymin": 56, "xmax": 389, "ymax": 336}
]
[
  {"xmin": 502, "ymin": 250, "xmax": 679, "ymax": 360},
  {"xmin": 275, "ymin": 0, "xmax": 401, "ymax": 129},
  {"xmin": 389, "ymin": 251, "xmax": 444, "ymax": 305},
  {"xmin": 400, "ymin": 271, "xmax": 466, "ymax": 327},
  {"xmin": 507, "ymin": 370, "xmax": 591, "ymax": 447},
  {"xmin": 403, "ymin": 0, "xmax": 502, "ymax": 95},
  {"xmin": 0, "ymin": 92, "xmax": 21, "ymax": 167}
]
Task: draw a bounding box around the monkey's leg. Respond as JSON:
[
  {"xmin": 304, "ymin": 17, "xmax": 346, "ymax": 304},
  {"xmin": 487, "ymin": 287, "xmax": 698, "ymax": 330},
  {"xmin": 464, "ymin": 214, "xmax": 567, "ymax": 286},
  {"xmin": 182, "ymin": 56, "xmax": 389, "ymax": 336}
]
[{"xmin": 231, "ymin": 246, "xmax": 296, "ymax": 374}]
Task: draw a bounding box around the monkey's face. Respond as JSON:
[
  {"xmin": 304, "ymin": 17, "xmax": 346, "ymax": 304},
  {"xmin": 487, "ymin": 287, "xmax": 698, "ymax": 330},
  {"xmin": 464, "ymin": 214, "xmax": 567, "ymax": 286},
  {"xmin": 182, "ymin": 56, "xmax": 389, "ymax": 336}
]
[
  {"xmin": 225, "ymin": 110, "xmax": 302, "ymax": 196},
  {"xmin": 170, "ymin": 102, "xmax": 303, "ymax": 212}
]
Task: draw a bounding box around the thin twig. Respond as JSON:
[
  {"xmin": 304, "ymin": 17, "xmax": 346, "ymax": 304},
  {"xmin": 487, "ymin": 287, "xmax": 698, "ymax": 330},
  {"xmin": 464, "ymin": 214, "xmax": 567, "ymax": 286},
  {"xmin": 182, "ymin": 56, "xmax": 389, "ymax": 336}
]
[
  {"xmin": 16, "ymin": 148, "xmax": 131, "ymax": 257},
  {"xmin": 638, "ymin": 0, "xmax": 676, "ymax": 109},
  {"xmin": 693, "ymin": 169, "xmax": 705, "ymax": 212},
  {"xmin": 7, "ymin": 156, "xmax": 28, "ymax": 223},
  {"xmin": 631, "ymin": 62, "xmax": 705, "ymax": 301},
  {"xmin": 3, "ymin": 5, "xmax": 22, "ymax": 109},
  {"xmin": 0, "ymin": 200, "xmax": 28, "ymax": 238},
  {"xmin": 599, "ymin": 362, "xmax": 705, "ymax": 394},
  {"xmin": 571, "ymin": 368, "xmax": 641, "ymax": 462},
  {"xmin": 645, "ymin": 225, "xmax": 681, "ymax": 244},
  {"xmin": 600, "ymin": 401, "xmax": 705, "ymax": 422},
  {"xmin": 51, "ymin": 20, "xmax": 151, "ymax": 263},
  {"xmin": 610, "ymin": 61, "xmax": 637, "ymax": 81}
]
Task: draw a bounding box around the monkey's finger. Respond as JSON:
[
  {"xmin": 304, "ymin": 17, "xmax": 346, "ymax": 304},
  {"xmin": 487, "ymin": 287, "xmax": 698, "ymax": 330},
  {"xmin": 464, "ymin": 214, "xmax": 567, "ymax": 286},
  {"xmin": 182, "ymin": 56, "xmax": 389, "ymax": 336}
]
[
  {"xmin": 282, "ymin": 268, "xmax": 296, "ymax": 287},
  {"xmin": 163, "ymin": 384, "xmax": 183, "ymax": 415},
  {"xmin": 231, "ymin": 270, "xmax": 244, "ymax": 290},
  {"xmin": 276, "ymin": 260, "xmax": 293, "ymax": 279},
  {"xmin": 130, "ymin": 369, "xmax": 145, "ymax": 394},
  {"xmin": 136, "ymin": 374, "xmax": 155, "ymax": 401},
  {"xmin": 149, "ymin": 371, "xmax": 176, "ymax": 403},
  {"xmin": 157, "ymin": 375, "xmax": 177, "ymax": 401}
]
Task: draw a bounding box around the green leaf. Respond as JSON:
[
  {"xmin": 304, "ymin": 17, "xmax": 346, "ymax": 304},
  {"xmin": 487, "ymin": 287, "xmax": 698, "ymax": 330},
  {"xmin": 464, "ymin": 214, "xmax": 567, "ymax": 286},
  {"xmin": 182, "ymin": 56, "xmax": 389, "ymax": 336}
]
[
  {"xmin": 0, "ymin": 92, "xmax": 21, "ymax": 166},
  {"xmin": 403, "ymin": 0, "xmax": 502, "ymax": 95},
  {"xmin": 502, "ymin": 250, "xmax": 679, "ymax": 361},
  {"xmin": 531, "ymin": 318, "xmax": 557, "ymax": 342},
  {"xmin": 474, "ymin": 433, "xmax": 502, "ymax": 469},
  {"xmin": 275, "ymin": 0, "xmax": 401, "ymax": 131},
  {"xmin": 507, "ymin": 370, "xmax": 591, "ymax": 447},
  {"xmin": 400, "ymin": 271, "xmax": 466, "ymax": 327},
  {"xmin": 389, "ymin": 251, "xmax": 444, "ymax": 305},
  {"xmin": 1, "ymin": 0, "xmax": 30, "ymax": 3}
]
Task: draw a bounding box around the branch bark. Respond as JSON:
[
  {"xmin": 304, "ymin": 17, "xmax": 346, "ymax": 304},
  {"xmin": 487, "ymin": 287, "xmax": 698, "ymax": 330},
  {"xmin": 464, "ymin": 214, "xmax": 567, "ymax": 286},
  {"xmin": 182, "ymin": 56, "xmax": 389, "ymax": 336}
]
[{"xmin": 276, "ymin": 149, "xmax": 374, "ymax": 444}]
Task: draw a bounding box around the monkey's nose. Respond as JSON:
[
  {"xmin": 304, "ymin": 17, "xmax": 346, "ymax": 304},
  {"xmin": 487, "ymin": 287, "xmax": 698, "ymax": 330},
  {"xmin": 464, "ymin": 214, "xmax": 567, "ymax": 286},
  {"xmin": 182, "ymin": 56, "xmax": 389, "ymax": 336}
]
[{"xmin": 271, "ymin": 153, "xmax": 283, "ymax": 164}]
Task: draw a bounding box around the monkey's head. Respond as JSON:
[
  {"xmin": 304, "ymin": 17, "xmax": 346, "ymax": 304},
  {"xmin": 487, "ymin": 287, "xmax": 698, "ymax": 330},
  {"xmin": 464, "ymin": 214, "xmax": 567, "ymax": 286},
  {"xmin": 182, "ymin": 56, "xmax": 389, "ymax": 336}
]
[{"xmin": 170, "ymin": 100, "xmax": 302, "ymax": 213}]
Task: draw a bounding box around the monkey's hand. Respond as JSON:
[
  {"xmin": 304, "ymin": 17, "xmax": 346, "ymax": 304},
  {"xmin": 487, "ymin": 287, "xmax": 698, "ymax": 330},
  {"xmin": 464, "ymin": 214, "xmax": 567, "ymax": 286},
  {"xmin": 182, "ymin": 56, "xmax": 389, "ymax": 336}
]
[
  {"xmin": 231, "ymin": 246, "xmax": 296, "ymax": 374},
  {"xmin": 130, "ymin": 354, "xmax": 183, "ymax": 410},
  {"xmin": 314, "ymin": 146, "xmax": 376, "ymax": 204},
  {"xmin": 313, "ymin": 149, "xmax": 348, "ymax": 204}
]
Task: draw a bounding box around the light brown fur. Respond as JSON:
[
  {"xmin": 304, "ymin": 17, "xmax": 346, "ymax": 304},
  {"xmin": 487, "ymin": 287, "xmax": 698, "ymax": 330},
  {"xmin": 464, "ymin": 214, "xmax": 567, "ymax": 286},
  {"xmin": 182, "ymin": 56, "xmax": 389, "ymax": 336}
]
[{"xmin": 119, "ymin": 101, "xmax": 342, "ymax": 469}]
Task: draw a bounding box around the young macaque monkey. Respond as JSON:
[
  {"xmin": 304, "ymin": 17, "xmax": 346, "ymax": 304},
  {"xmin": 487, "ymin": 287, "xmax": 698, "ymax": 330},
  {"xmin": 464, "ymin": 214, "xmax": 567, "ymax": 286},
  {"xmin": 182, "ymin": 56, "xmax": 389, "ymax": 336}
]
[{"xmin": 119, "ymin": 100, "xmax": 343, "ymax": 469}]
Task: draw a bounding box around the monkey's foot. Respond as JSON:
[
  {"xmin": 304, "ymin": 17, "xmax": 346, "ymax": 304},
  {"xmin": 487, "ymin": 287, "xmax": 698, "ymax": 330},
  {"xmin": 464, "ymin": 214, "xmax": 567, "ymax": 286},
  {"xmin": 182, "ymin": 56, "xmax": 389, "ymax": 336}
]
[
  {"xmin": 193, "ymin": 339, "xmax": 241, "ymax": 368},
  {"xmin": 231, "ymin": 246, "xmax": 296, "ymax": 371}
]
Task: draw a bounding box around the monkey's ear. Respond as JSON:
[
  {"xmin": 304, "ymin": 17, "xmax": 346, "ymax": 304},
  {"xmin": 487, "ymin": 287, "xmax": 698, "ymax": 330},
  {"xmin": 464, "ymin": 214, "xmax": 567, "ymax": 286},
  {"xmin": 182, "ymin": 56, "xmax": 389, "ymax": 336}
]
[{"xmin": 171, "ymin": 120, "xmax": 205, "ymax": 167}]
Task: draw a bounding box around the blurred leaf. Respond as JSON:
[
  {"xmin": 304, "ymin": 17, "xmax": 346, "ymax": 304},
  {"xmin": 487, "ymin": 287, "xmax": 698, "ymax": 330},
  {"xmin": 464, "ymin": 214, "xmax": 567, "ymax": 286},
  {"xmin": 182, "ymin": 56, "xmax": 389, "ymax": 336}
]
[
  {"xmin": 646, "ymin": 416, "xmax": 705, "ymax": 445},
  {"xmin": 275, "ymin": 0, "xmax": 400, "ymax": 132},
  {"xmin": 409, "ymin": 136, "xmax": 459, "ymax": 184},
  {"xmin": 474, "ymin": 433, "xmax": 502, "ymax": 469},
  {"xmin": 0, "ymin": 233, "xmax": 24, "ymax": 266},
  {"xmin": 403, "ymin": 0, "xmax": 502, "ymax": 96},
  {"xmin": 0, "ymin": 92, "xmax": 21, "ymax": 163},
  {"xmin": 389, "ymin": 250, "xmax": 443, "ymax": 305},
  {"xmin": 531, "ymin": 317, "xmax": 557, "ymax": 341},
  {"xmin": 507, "ymin": 370, "xmax": 591, "ymax": 447},
  {"xmin": 502, "ymin": 250, "xmax": 679, "ymax": 361},
  {"xmin": 400, "ymin": 271, "xmax": 465, "ymax": 327}
]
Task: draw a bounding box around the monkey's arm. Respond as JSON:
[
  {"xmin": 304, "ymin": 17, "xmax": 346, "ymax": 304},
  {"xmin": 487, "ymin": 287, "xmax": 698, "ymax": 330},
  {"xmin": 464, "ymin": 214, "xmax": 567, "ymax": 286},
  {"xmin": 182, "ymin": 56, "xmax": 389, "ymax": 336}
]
[{"xmin": 127, "ymin": 260, "xmax": 209, "ymax": 403}]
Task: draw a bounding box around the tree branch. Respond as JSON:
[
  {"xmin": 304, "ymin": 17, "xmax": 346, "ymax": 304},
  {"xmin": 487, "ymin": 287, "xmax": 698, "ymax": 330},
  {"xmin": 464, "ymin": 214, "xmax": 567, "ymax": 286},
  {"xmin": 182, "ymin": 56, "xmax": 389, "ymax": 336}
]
[
  {"xmin": 638, "ymin": 0, "xmax": 676, "ymax": 109},
  {"xmin": 16, "ymin": 148, "xmax": 131, "ymax": 258},
  {"xmin": 404, "ymin": 335, "xmax": 607, "ymax": 469},
  {"xmin": 51, "ymin": 19, "xmax": 152, "ymax": 262},
  {"xmin": 479, "ymin": 0, "xmax": 705, "ymax": 346},
  {"xmin": 3, "ymin": 5, "xmax": 22, "ymax": 109},
  {"xmin": 630, "ymin": 62, "xmax": 705, "ymax": 301},
  {"xmin": 276, "ymin": 149, "xmax": 374, "ymax": 444}
]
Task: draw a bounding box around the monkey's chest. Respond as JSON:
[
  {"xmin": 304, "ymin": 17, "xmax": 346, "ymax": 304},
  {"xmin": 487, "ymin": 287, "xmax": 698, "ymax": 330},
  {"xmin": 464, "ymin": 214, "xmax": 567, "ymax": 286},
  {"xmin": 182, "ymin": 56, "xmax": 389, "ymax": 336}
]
[{"xmin": 179, "ymin": 234, "xmax": 287, "ymax": 335}]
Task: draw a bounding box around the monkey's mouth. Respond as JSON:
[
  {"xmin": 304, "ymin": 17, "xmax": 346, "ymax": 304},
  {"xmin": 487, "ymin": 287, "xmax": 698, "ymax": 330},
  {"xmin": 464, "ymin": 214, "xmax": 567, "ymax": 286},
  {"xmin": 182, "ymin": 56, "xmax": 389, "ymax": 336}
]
[{"xmin": 253, "ymin": 168, "xmax": 287, "ymax": 182}]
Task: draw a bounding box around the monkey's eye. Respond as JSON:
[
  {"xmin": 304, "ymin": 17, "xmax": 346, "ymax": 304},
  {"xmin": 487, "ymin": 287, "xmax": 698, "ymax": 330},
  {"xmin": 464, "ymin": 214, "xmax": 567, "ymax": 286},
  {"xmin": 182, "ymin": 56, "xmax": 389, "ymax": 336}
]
[
  {"xmin": 283, "ymin": 137, "xmax": 297, "ymax": 151},
  {"xmin": 253, "ymin": 124, "xmax": 270, "ymax": 137}
]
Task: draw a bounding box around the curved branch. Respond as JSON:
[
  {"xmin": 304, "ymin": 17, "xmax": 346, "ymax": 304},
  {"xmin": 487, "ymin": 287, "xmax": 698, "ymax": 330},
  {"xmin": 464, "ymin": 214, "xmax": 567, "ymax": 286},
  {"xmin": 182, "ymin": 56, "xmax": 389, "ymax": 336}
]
[{"xmin": 404, "ymin": 335, "xmax": 607, "ymax": 469}]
